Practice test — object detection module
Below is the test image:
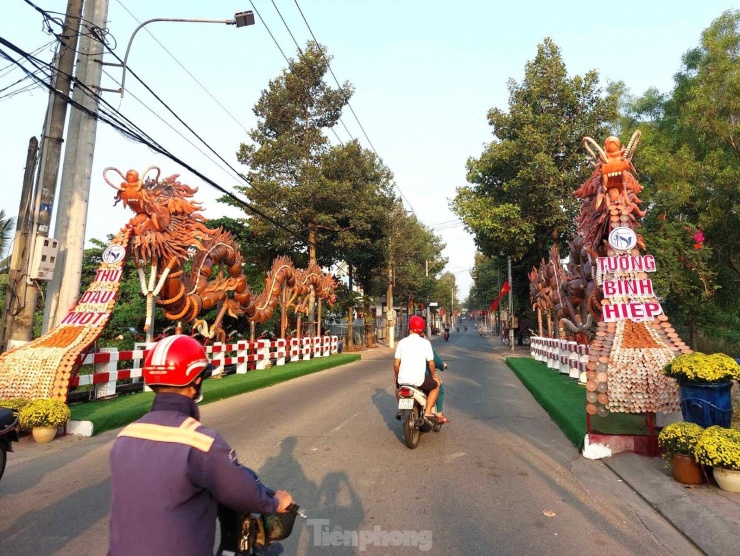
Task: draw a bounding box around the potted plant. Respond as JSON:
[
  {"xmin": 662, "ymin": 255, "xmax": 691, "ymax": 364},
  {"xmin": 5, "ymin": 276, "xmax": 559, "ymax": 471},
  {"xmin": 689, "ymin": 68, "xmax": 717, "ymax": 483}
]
[
  {"xmin": 657, "ymin": 421, "xmax": 706, "ymax": 485},
  {"xmin": 662, "ymin": 352, "xmax": 739, "ymax": 427},
  {"xmin": 694, "ymin": 426, "xmax": 740, "ymax": 492},
  {"xmin": 18, "ymin": 398, "xmax": 71, "ymax": 443},
  {"xmin": 0, "ymin": 399, "xmax": 30, "ymax": 412}
]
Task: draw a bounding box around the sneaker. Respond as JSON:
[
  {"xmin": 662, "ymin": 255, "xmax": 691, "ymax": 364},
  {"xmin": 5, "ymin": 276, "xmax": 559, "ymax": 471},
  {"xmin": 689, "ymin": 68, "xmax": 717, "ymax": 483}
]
[{"xmin": 395, "ymin": 412, "xmax": 402, "ymax": 421}]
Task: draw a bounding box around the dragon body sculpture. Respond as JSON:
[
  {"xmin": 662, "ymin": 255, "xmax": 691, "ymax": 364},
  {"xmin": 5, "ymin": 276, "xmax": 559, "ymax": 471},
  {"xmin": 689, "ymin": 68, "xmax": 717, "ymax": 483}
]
[
  {"xmin": 104, "ymin": 167, "xmax": 328, "ymax": 343},
  {"xmin": 283, "ymin": 264, "xmax": 337, "ymax": 337}
]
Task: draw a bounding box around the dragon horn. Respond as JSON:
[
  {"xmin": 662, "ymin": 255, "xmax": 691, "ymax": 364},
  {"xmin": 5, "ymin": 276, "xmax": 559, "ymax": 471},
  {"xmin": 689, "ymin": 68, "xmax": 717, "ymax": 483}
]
[
  {"xmin": 623, "ymin": 130, "xmax": 642, "ymax": 161},
  {"xmin": 139, "ymin": 166, "xmax": 161, "ymax": 190},
  {"xmin": 103, "ymin": 167, "xmax": 126, "ymax": 191},
  {"xmin": 582, "ymin": 137, "xmax": 606, "ymax": 163}
]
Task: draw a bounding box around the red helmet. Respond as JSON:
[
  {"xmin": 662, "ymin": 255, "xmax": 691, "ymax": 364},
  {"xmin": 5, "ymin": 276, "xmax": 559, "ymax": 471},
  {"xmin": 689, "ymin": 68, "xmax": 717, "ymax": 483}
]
[
  {"xmin": 409, "ymin": 315, "xmax": 425, "ymax": 334},
  {"xmin": 143, "ymin": 335, "xmax": 214, "ymax": 387}
]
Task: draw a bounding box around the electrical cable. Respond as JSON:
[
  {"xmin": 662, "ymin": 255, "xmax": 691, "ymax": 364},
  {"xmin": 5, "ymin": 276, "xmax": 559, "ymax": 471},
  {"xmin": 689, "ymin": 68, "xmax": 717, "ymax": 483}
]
[
  {"xmin": 0, "ymin": 37, "xmax": 314, "ymax": 249},
  {"xmin": 113, "ymin": 0, "xmax": 248, "ymax": 134},
  {"xmin": 269, "ymin": 0, "xmax": 355, "ymax": 143},
  {"xmin": 18, "ymin": 2, "xmax": 356, "ymax": 260},
  {"xmin": 249, "ymin": 0, "xmax": 345, "ymax": 148},
  {"xmin": 291, "ymin": 0, "xmax": 416, "ymax": 213}
]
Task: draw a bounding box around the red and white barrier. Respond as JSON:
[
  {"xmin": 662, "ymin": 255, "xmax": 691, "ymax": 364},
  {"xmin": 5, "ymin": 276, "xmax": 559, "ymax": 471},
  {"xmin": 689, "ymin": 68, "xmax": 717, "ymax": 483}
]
[
  {"xmin": 70, "ymin": 335, "xmax": 340, "ymax": 399},
  {"xmin": 530, "ymin": 336, "xmax": 589, "ymax": 381}
]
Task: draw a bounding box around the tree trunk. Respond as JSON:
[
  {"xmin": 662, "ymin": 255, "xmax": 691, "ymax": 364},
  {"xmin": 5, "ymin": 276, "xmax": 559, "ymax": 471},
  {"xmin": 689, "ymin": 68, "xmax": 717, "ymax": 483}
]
[
  {"xmin": 688, "ymin": 319, "xmax": 697, "ymax": 351},
  {"xmin": 364, "ymin": 299, "xmax": 372, "ymax": 348},
  {"xmin": 347, "ymin": 263, "xmax": 354, "ymax": 350}
]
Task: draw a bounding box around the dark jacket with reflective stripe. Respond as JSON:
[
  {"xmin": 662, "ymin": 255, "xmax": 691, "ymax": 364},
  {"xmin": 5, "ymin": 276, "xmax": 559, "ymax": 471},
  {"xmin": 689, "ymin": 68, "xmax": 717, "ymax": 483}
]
[{"xmin": 108, "ymin": 393, "xmax": 278, "ymax": 556}]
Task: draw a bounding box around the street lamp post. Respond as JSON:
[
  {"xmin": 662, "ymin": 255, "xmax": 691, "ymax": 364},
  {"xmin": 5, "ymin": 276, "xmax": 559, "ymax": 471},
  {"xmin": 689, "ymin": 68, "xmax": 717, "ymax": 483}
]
[{"xmin": 97, "ymin": 11, "xmax": 255, "ymax": 96}]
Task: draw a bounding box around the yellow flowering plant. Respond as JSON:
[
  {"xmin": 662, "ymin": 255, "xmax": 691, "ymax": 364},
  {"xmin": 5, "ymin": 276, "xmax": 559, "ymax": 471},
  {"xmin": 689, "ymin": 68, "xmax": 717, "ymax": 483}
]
[
  {"xmin": 694, "ymin": 426, "xmax": 740, "ymax": 470},
  {"xmin": 0, "ymin": 398, "xmax": 30, "ymax": 412},
  {"xmin": 18, "ymin": 398, "xmax": 71, "ymax": 429},
  {"xmin": 662, "ymin": 352, "xmax": 740, "ymax": 384},
  {"xmin": 658, "ymin": 421, "xmax": 705, "ymax": 458}
]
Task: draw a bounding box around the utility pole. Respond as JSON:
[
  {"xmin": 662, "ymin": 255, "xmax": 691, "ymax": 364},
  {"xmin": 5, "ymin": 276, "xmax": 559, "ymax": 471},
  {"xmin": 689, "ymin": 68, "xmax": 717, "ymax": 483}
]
[
  {"xmin": 425, "ymin": 260, "xmax": 432, "ymax": 338},
  {"xmin": 0, "ymin": 138, "xmax": 39, "ymax": 352},
  {"xmin": 508, "ymin": 256, "xmax": 514, "ymax": 352},
  {"xmin": 43, "ymin": 0, "xmax": 109, "ymax": 332},
  {"xmin": 10, "ymin": 0, "xmax": 84, "ymax": 343},
  {"xmin": 387, "ymin": 261, "xmax": 395, "ymax": 349}
]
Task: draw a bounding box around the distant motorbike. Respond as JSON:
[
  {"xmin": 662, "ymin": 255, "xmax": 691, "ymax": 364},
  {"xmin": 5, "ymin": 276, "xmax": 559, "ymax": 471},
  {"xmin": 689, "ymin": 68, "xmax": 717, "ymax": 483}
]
[
  {"xmin": 443, "ymin": 329, "xmax": 450, "ymax": 341},
  {"xmin": 0, "ymin": 407, "xmax": 19, "ymax": 483},
  {"xmin": 397, "ymin": 385, "xmax": 443, "ymax": 449}
]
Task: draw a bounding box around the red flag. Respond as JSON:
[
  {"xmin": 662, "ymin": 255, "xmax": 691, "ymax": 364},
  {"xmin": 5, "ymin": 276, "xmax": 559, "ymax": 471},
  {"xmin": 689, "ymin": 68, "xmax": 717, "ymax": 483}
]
[
  {"xmin": 491, "ymin": 299, "xmax": 499, "ymax": 310},
  {"xmin": 499, "ymin": 281, "xmax": 511, "ymax": 296}
]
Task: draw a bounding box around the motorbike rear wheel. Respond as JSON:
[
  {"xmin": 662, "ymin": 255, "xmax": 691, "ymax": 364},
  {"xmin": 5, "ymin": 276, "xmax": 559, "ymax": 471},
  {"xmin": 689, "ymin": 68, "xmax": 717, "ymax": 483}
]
[{"xmin": 403, "ymin": 406, "xmax": 421, "ymax": 449}]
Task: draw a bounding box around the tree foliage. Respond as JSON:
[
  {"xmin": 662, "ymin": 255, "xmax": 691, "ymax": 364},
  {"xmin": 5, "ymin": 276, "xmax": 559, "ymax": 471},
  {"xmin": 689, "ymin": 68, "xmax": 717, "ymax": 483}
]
[
  {"xmin": 228, "ymin": 41, "xmax": 353, "ymax": 268},
  {"xmin": 452, "ymin": 38, "xmax": 618, "ymax": 267}
]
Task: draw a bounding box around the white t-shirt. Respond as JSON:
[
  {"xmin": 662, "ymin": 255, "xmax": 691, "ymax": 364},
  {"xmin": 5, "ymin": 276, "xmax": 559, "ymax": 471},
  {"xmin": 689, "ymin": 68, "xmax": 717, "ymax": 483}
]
[{"xmin": 394, "ymin": 333, "xmax": 434, "ymax": 386}]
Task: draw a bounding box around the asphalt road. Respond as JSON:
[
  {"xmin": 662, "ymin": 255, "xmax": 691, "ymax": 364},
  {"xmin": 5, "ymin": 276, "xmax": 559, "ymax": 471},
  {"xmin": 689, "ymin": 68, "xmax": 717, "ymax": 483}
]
[{"xmin": 0, "ymin": 330, "xmax": 699, "ymax": 555}]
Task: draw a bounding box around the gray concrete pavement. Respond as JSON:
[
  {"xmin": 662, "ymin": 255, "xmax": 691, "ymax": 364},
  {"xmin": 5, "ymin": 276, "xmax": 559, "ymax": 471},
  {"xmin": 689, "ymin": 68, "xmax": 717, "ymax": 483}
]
[{"xmin": 485, "ymin": 330, "xmax": 740, "ymax": 556}]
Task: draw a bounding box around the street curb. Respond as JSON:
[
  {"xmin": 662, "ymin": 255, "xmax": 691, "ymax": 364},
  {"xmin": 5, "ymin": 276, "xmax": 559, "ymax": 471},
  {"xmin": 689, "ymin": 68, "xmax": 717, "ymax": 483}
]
[{"xmin": 603, "ymin": 457, "xmax": 711, "ymax": 556}]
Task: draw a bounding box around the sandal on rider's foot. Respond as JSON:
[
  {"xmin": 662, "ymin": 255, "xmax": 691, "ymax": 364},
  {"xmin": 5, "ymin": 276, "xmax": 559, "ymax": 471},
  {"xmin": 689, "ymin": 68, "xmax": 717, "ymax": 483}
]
[
  {"xmin": 437, "ymin": 415, "xmax": 450, "ymax": 424},
  {"xmin": 395, "ymin": 411, "xmax": 402, "ymax": 421}
]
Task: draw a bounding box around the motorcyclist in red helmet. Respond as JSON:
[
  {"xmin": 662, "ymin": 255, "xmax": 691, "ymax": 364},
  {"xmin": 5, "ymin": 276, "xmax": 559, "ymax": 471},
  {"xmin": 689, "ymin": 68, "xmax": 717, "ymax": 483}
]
[
  {"xmin": 108, "ymin": 335, "xmax": 293, "ymax": 556},
  {"xmin": 393, "ymin": 315, "xmax": 440, "ymax": 423}
]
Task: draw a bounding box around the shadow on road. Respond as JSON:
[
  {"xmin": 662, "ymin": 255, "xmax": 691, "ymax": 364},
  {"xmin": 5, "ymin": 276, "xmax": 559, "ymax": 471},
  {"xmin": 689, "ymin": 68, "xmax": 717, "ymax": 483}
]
[
  {"xmin": 1, "ymin": 478, "xmax": 110, "ymax": 556},
  {"xmin": 260, "ymin": 436, "xmax": 365, "ymax": 554}
]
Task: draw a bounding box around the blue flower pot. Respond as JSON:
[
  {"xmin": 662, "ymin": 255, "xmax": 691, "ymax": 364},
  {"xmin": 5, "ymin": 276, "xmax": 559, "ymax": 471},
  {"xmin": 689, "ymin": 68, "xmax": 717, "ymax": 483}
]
[{"xmin": 678, "ymin": 381, "xmax": 734, "ymax": 428}]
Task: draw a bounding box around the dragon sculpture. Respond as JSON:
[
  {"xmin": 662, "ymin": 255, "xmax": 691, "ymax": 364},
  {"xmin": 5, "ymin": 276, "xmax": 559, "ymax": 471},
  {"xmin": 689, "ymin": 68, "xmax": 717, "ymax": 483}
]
[
  {"xmin": 104, "ymin": 167, "xmax": 331, "ymax": 343},
  {"xmin": 529, "ymin": 132, "xmax": 642, "ymax": 339}
]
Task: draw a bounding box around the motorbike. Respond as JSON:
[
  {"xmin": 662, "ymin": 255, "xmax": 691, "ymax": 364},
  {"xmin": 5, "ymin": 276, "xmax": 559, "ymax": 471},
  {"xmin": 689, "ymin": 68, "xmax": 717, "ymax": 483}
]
[
  {"xmin": 0, "ymin": 407, "xmax": 19, "ymax": 483},
  {"xmin": 443, "ymin": 329, "xmax": 450, "ymax": 341},
  {"xmin": 217, "ymin": 495, "xmax": 305, "ymax": 556},
  {"xmin": 397, "ymin": 385, "xmax": 443, "ymax": 449}
]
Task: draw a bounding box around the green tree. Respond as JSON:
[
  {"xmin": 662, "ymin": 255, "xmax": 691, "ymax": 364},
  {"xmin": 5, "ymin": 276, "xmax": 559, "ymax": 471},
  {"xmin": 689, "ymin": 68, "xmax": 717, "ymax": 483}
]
[
  {"xmin": 624, "ymin": 10, "xmax": 740, "ymax": 350},
  {"xmin": 451, "ymin": 38, "xmax": 618, "ymax": 267},
  {"xmin": 228, "ymin": 41, "xmax": 353, "ymax": 271}
]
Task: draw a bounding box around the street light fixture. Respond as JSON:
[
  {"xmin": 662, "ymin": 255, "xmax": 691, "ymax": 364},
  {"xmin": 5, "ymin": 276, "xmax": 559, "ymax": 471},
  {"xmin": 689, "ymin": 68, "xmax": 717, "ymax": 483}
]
[{"xmin": 98, "ymin": 10, "xmax": 256, "ymax": 96}]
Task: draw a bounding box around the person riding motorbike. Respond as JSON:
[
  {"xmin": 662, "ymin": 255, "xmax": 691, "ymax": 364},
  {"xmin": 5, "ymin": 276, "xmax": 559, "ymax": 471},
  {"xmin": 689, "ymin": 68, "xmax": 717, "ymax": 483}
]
[
  {"xmin": 443, "ymin": 326, "xmax": 450, "ymax": 341},
  {"xmin": 394, "ymin": 315, "xmax": 440, "ymax": 423},
  {"xmin": 108, "ymin": 335, "xmax": 294, "ymax": 556},
  {"xmin": 425, "ymin": 334, "xmax": 449, "ymax": 424}
]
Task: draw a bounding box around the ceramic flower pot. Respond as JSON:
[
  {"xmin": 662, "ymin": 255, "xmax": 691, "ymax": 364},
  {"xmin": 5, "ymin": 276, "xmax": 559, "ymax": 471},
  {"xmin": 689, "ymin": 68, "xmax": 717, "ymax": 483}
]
[
  {"xmin": 678, "ymin": 381, "xmax": 733, "ymax": 428},
  {"xmin": 670, "ymin": 453, "xmax": 705, "ymax": 485},
  {"xmin": 32, "ymin": 425, "xmax": 58, "ymax": 444},
  {"xmin": 713, "ymin": 467, "xmax": 740, "ymax": 493}
]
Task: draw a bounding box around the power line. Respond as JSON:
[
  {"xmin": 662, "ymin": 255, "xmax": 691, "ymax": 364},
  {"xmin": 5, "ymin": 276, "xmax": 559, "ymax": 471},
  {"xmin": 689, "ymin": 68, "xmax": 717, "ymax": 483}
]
[
  {"xmin": 0, "ymin": 37, "xmax": 316, "ymax": 253},
  {"xmin": 291, "ymin": 0, "xmax": 416, "ymax": 213},
  {"xmin": 113, "ymin": 0, "xmax": 250, "ymax": 135},
  {"xmin": 249, "ymin": 0, "xmax": 345, "ymax": 148}
]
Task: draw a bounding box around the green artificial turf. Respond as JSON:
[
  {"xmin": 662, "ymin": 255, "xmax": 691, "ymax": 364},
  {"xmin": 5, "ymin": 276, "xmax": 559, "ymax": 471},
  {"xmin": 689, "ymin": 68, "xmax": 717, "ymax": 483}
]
[
  {"xmin": 506, "ymin": 357, "xmax": 650, "ymax": 449},
  {"xmin": 70, "ymin": 353, "xmax": 360, "ymax": 435}
]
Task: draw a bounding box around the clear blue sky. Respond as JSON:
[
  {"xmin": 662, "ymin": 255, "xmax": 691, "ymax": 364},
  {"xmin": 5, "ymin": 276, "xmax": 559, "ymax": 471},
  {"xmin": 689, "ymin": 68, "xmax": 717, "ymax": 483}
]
[{"xmin": 0, "ymin": 0, "xmax": 734, "ymax": 301}]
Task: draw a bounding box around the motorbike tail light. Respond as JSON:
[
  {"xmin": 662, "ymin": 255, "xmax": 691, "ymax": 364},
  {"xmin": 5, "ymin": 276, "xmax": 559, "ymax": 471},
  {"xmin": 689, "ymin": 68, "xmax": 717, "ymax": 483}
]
[{"xmin": 399, "ymin": 387, "xmax": 413, "ymax": 397}]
